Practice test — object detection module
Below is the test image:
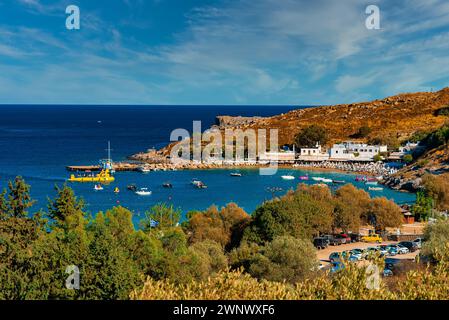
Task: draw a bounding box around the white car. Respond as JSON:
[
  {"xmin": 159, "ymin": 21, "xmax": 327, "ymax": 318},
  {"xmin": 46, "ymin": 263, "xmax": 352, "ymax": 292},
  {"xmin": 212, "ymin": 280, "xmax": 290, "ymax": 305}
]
[
  {"xmin": 413, "ymin": 238, "xmax": 423, "ymax": 249},
  {"xmin": 376, "ymin": 246, "xmax": 389, "ymax": 256},
  {"xmin": 395, "ymin": 244, "xmax": 410, "ymax": 254}
]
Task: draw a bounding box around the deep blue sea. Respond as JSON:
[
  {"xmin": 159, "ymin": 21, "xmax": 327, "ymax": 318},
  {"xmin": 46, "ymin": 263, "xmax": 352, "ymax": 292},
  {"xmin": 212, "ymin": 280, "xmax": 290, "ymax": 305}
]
[{"xmin": 0, "ymin": 105, "xmax": 415, "ymax": 223}]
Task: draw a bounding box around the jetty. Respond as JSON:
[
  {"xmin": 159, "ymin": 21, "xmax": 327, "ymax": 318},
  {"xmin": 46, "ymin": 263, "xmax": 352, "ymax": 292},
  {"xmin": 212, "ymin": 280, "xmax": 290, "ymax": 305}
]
[{"xmin": 66, "ymin": 162, "xmax": 141, "ymax": 172}]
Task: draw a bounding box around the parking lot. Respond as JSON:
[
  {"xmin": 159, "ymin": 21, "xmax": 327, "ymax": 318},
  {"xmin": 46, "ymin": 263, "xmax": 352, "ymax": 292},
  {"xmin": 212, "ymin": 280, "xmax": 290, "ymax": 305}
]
[{"xmin": 317, "ymin": 241, "xmax": 419, "ymax": 266}]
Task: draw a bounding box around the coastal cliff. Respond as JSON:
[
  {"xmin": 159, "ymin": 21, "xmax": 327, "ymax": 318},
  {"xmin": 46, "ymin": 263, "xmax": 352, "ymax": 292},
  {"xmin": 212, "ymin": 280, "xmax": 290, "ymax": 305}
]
[{"xmin": 213, "ymin": 87, "xmax": 449, "ymax": 147}]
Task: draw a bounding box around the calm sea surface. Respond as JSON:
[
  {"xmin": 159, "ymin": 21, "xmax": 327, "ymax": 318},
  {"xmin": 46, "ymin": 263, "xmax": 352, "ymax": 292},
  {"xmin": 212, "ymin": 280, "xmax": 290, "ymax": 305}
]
[{"xmin": 0, "ymin": 105, "xmax": 415, "ymax": 223}]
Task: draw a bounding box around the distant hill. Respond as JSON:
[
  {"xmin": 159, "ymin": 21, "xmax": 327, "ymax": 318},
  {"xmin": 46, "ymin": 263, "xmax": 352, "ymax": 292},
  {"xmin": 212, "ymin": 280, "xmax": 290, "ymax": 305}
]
[{"xmin": 214, "ymin": 87, "xmax": 449, "ymax": 147}]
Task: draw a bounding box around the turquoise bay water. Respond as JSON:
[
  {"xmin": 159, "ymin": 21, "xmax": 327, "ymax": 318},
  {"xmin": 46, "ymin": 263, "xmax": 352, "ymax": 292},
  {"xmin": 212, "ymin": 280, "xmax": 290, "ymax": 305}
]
[{"xmin": 0, "ymin": 105, "xmax": 415, "ymax": 224}]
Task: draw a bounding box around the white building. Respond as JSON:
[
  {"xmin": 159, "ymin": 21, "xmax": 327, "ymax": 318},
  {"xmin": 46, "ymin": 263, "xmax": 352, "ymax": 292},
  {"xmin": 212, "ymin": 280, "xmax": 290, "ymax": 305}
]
[
  {"xmin": 329, "ymin": 142, "xmax": 387, "ymax": 161},
  {"xmin": 398, "ymin": 141, "xmax": 419, "ymax": 154},
  {"xmin": 298, "ymin": 143, "xmax": 330, "ymax": 161}
]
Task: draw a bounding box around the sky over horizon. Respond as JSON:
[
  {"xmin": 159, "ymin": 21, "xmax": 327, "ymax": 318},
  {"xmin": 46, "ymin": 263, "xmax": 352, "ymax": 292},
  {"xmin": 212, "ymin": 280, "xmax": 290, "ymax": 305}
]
[{"xmin": 1, "ymin": 0, "xmax": 449, "ymax": 105}]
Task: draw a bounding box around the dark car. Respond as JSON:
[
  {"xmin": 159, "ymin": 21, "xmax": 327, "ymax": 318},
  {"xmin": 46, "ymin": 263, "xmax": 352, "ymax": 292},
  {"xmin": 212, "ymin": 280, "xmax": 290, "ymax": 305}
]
[
  {"xmin": 322, "ymin": 234, "xmax": 341, "ymax": 246},
  {"xmin": 349, "ymin": 233, "xmax": 362, "ymax": 243},
  {"xmin": 398, "ymin": 241, "xmax": 419, "ymax": 252},
  {"xmin": 313, "ymin": 237, "xmax": 329, "ymax": 250}
]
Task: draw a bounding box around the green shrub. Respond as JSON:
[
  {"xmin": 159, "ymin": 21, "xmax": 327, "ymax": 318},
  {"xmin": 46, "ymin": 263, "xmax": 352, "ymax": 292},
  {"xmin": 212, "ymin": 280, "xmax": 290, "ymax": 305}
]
[
  {"xmin": 403, "ymin": 154, "xmax": 413, "ymax": 163},
  {"xmin": 295, "ymin": 125, "xmax": 329, "ymax": 148}
]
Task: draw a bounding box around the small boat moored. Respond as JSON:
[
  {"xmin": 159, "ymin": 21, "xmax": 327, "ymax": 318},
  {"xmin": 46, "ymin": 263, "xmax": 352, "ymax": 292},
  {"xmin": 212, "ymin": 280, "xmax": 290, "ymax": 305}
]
[
  {"xmin": 369, "ymin": 187, "xmax": 384, "ymax": 191},
  {"xmin": 94, "ymin": 184, "xmax": 104, "ymax": 191},
  {"xmin": 191, "ymin": 179, "xmax": 207, "ymax": 189},
  {"xmin": 162, "ymin": 182, "xmax": 173, "ymax": 188},
  {"xmin": 332, "ymin": 180, "xmax": 345, "ymax": 184},
  {"xmin": 135, "ymin": 188, "xmax": 152, "ymax": 196},
  {"xmin": 114, "ymin": 187, "xmax": 120, "ymax": 193},
  {"xmin": 230, "ymin": 172, "xmax": 242, "ymax": 177},
  {"xmin": 138, "ymin": 166, "xmax": 151, "ymax": 173},
  {"xmin": 127, "ymin": 184, "xmax": 137, "ymax": 192},
  {"xmin": 281, "ymin": 175, "xmax": 295, "ymax": 180},
  {"xmin": 299, "ymin": 175, "xmax": 309, "ymax": 180}
]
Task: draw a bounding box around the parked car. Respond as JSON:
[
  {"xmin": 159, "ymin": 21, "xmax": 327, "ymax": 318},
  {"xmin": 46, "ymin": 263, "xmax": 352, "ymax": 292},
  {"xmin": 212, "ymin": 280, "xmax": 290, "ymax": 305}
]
[
  {"xmin": 331, "ymin": 261, "xmax": 345, "ymax": 273},
  {"xmin": 361, "ymin": 233, "xmax": 383, "ymax": 243},
  {"xmin": 365, "ymin": 247, "xmax": 385, "ymax": 258},
  {"xmin": 313, "ymin": 237, "xmax": 329, "ymax": 249},
  {"xmin": 376, "ymin": 245, "xmax": 389, "ymax": 256},
  {"xmin": 329, "ymin": 252, "xmax": 342, "ymax": 262},
  {"xmin": 329, "ymin": 251, "xmax": 350, "ymax": 262},
  {"xmin": 385, "ymin": 245, "xmax": 399, "ymax": 256},
  {"xmin": 387, "ymin": 244, "xmax": 409, "ymax": 254},
  {"xmin": 322, "ymin": 234, "xmax": 341, "ymax": 246},
  {"xmin": 333, "ymin": 234, "xmax": 348, "ymax": 245},
  {"xmin": 379, "ymin": 245, "xmax": 397, "ymax": 256},
  {"xmin": 396, "ymin": 244, "xmax": 410, "ymax": 254},
  {"xmin": 349, "ymin": 233, "xmax": 362, "ymax": 243},
  {"xmin": 349, "ymin": 249, "xmax": 363, "ymax": 260},
  {"xmin": 398, "ymin": 241, "xmax": 419, "ymax": 252},
  {"xmin": 339, "ymin": 233, "xmax": 352, "ymax": 243},
  {"xmin": 383, "ymin": 268, "xmax": 394, "ymax": 277},
  {"xmin": 351, "ymin": 248, "xmax": 368, "ymax": 259},
  {"xmin": 413, "ymin": 237, "xmax": 423, "ymax": 249}
]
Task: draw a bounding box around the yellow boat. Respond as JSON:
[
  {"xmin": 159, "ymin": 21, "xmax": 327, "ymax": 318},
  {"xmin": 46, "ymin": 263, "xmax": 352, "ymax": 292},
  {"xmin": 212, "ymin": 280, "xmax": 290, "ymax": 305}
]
[{"xmin": 68, "ymin": 169, "xmax": 115, "ymax": 183}]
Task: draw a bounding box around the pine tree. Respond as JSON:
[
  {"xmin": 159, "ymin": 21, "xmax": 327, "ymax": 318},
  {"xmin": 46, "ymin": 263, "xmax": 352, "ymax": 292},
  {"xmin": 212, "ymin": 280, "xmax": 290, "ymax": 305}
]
[
  {"xmin": 47, "ymin": 185, "xmax": 85, "ymax": 230},
  {"xmin": 6, "ymin": 177, "xmax": 35, "ymax": 218}
]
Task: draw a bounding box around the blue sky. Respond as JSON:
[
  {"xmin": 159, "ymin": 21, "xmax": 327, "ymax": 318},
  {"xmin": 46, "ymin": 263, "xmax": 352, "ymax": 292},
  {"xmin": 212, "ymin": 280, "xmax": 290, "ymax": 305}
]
[{"xmin": 1, "ymin": 0, "xmax": 449, "ymax": 105}]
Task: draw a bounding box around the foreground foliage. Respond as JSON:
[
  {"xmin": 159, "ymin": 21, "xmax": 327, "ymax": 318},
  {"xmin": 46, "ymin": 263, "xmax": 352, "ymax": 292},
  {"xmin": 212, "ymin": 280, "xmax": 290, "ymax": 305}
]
[
  {"xmin": 133, "ymin": 258, "xmax": 449, "ymax": 300},
  {"xmin": 1, "ymin": 176, "xmax": 447, "ymax": 300}
]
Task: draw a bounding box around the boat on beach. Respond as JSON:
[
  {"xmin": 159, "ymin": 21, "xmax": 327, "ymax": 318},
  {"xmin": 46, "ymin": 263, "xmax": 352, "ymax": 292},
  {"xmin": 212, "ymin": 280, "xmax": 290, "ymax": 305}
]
[
  {"xmin": 135, "ymin": 188, "xmax": 152, "ymax": 196},
  {"xmin": 281, "ymin": 175, "xmax": 295, "ymax": 180}
]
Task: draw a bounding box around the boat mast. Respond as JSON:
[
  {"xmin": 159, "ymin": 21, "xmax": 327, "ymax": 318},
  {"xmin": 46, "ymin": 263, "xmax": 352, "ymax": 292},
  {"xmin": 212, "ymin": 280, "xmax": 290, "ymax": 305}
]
[{"xmin": 107, "ymin": 141, "xmax": 111, "ymax": 162}]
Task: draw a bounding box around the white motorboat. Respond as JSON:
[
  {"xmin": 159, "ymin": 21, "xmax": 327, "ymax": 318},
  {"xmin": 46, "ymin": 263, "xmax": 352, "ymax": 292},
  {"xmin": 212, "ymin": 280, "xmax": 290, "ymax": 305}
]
[
  {"xmin": 94, "ymin": 184, "xmax": 103, "ymax": 191},
  {"xmin": 321, "ymin": 178, "xmax": 333, "ymax": 183},
  {"xmin": 191, "ymin": 179, "xmax": 207, "ymax": 188},
  {"xmin": 369, "ymin": 187, "xmax": 383, "ymax": 191},
  {"xmin": 135, "ymin": 188, "xmax": 152, "ymax": 196},
  {"xmin": 281, "ymin": 175, "xmax": 295, "ymax": 180},
  {"xmin": 230, "ymin": 172, "xmax": 242, "ymax": 177},
  {"xmin": 312, "ymin": 177, "xmax": 325, "ymax": 181},
  {"xmin": 138, "ymin": 166, "xmax": 151, "ymax": 173}
]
